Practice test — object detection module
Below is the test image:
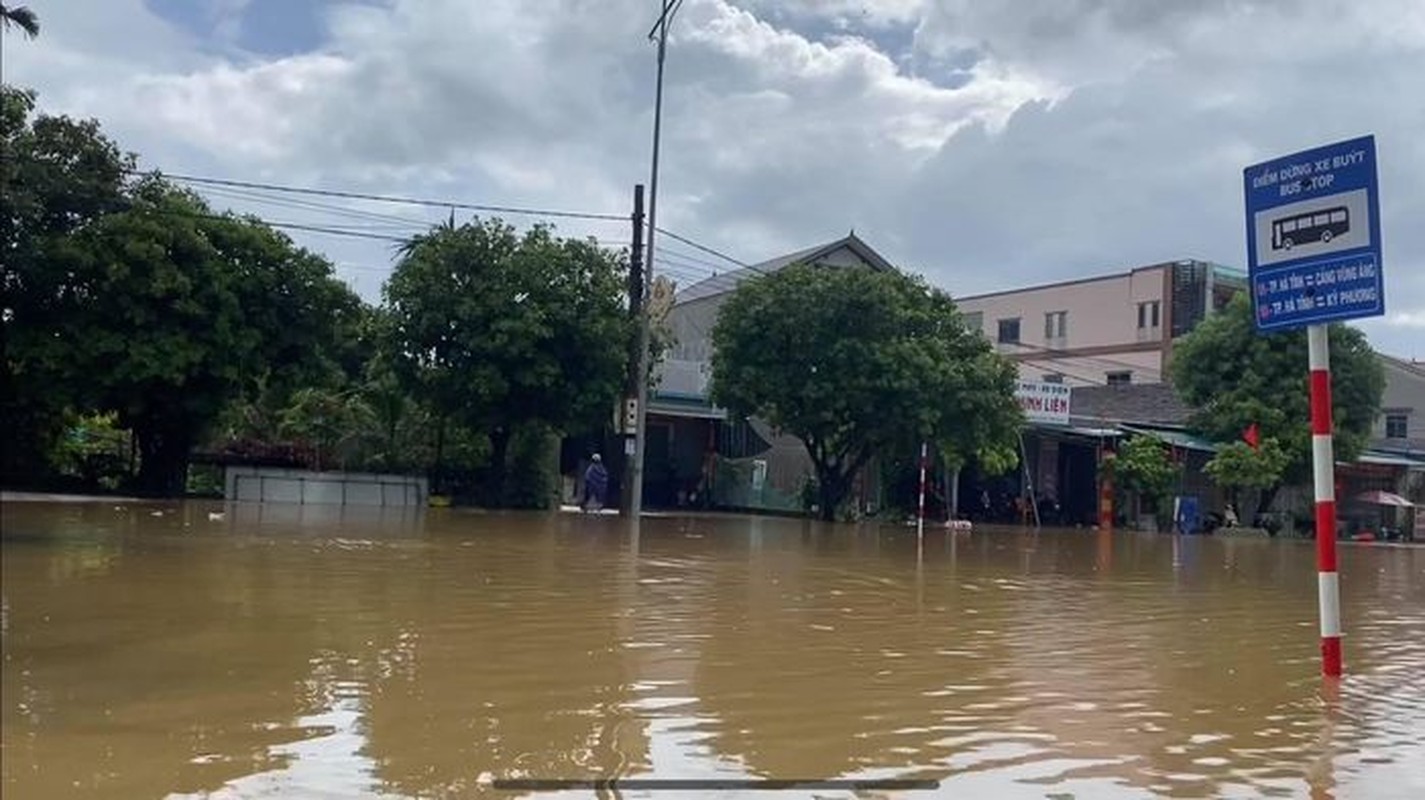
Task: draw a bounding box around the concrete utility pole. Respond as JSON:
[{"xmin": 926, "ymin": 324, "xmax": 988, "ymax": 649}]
[
  {"xmin": 621, "ymin": 185, "xmax": 645, "ymax": 515},
  {"xmin": 629, "ymin": 0, "xmax": 684, "ymax": 518}
]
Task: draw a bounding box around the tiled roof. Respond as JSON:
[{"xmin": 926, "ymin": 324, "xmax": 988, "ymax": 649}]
[{"xmin": 1070, "ymin": 384, "xmax": 1191, "ymax": 426}]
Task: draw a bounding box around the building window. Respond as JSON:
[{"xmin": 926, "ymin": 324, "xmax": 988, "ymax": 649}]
[
  {"xmin": 1385, "ymin": 413, "xmax": 1408, "ymax": 439},
  {"xmin": 1106, "ymin": 371, "xmax": 1133, "ymax": 386},
  {"xmin": 1044, "ymin": 311, "xmax": 1068, "ymax": 342},
  {"xmin": 1137, "ymin": 301, "xmax": 1161, "ymax": 330},
  {"xmin": 1042, "ymin": 373, "xmax": 1065, "ymax": 384},
  {"xmin": 963, "ymin": 311, "xmax": 983, "ymax": 335},
  {"xmin": 997, "ymin": 318, "xmax": 1021, "ymax": 344}
]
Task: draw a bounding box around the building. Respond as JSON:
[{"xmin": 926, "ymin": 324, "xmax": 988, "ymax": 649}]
[
  {"xmin": 623, "ymin": 242, "xmax": 1421, "ymax": 527},
  {"xmin": 640, "ymin": 233, "xmax": 897, "ymax": 513},
  {"xmin": 955, "ymin": 260, "xmax": 1247, "ymax": 387},
  {"xmin": 1374, "ymin": 355, "xmax": 1425, "ymax": 456}
]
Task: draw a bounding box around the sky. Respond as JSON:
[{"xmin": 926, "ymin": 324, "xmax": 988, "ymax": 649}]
[{"xmin": 3, "ymin": 0, "xmax": 1423, "ymax": 359}]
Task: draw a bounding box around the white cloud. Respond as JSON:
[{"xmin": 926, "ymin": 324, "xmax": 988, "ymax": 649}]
[{"xmin": 4, "ymin": 0, "xmax": 1423, "ymax": 357}]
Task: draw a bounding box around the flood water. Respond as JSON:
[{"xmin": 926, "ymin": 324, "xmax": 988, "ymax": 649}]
[{"xmin": 2, "ymin": 500, "xmax": 1423, "ymax": 799}]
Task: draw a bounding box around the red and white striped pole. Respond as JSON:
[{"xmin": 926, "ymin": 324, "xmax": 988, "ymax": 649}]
[
  {"xmin": 1308, "ymin": 324, "xmax": 1343, "ymax": 677},
  {"xmin": 916, "ymin": 442, "xmax": 929, "ymax": 540}
]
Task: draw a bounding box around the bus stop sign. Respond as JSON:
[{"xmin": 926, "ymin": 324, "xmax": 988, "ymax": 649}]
[{"xmin": 1244, "ymin": 135, "xmax": 1383, "ymax": 332}]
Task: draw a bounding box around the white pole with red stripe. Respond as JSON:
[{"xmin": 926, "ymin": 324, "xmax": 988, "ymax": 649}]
[
  {"xmin": 1308, "ymin": 324, "xmax": 1343, "ymax": 677},
  {"xmin": 916, "ymin": 442, "xmax": 929, "ymax": 541}
]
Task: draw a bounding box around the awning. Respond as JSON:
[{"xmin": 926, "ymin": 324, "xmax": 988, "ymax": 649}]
[
  {"xmin": 1351, "ymin": 490, "xmax": 1414, "ymax": 508},
  {"xmin": 1122, "ymin": 425, "xmax": 1219, "ymax": 454},
  {"xmin": 1027, "ymin": 422, "xmax": 1123, "ymax": 440},
  {"xmin": 1350, "ymin": 451, "xmax": 1425, "ymax": 468},
  {"xmin": 648, "ymin": 394, "xmax": 728, "ymax": 421}
]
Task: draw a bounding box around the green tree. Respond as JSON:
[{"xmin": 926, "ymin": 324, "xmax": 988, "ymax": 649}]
[
  {"xmin": 1100, "ymin": 435, "xmax": 1181, "ymax": 526},
  {"xmin": 1203, "ymin": 438, "xmax": 1291, "ymax": 519},
  {"xmin": 48, "ymin": 412, "xmax": 130, "ymax": 489},
  {"xmin": 278, "ymin": 387, "xmax": 378, "ymax": 471},
  {"xmin": 1, "ymin": 4, "xmax": 39, "ymax": 38},
  {"xmin": 709, "ymin": 262, "xmax": 1021, "ymax": 521},
  {"xmin": 2, "ymin": 85, "xmax": 134, "ymax": 481},
  {"xmin": 385, "ymin": 217, "xmax": 630, "ymax": 504},
  {"xmin": 21, "ymin": 179, "xmax": 360, "ymax": 494},
  {"xmin": 1170, "ymin": 293, "xmax": 1384, "ymax": 510}
]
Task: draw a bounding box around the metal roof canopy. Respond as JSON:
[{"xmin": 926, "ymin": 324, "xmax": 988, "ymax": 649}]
[
  {"xmin": 1350, "ymin": 451, "xmax": 1425, "ymax": 469},
  {"xmin": 1120, "ymin": 424, "xmax": 1219, "ymax": 453},
  {"xmin": 1026, "ymin": 421, "xmax": 1123, "ymax": 440}
]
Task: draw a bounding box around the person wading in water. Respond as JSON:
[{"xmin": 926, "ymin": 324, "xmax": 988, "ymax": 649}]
[{"xmin": 581, "ymin": 454, "xmax": 609, "ymax": 512}]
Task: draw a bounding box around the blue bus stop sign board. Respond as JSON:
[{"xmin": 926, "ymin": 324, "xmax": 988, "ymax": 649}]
[{"xmin": 1244, "ymin": 135, "xmax": 1383, "ymax": 332}]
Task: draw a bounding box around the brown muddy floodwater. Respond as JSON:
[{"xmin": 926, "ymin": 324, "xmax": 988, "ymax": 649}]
[{"xmin": 2, "ymin": 500, "xmax": 1423, "ymax": 799}]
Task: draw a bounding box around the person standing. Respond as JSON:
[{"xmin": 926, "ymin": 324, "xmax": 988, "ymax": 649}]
[{"xmin": 582, "ymin": 454, "xmax": 609, "ymax": 512}]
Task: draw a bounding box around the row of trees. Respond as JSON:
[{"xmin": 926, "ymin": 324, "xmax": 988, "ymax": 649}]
[
  {"xmin": 5, "ymin": 71, "xmax": 1384, "ymax": 520},
  {"xmin": 3, "ymin": 85, "xmax": 635, "ymax": 503},
  {"xmin": 4, "ymin": 80, "xmax": 1024, "ymax": 514}
]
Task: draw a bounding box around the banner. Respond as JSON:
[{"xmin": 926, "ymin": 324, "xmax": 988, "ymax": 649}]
[{"xmin": 1015, "ymin": 381, "xmax": 1072, "ymax": 425}]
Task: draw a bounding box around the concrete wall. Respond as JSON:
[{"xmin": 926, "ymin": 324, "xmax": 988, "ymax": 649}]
[
  {"xmin": 1016, "ymin": 351, "xmax": 1167, "ymax": 388},
  {"xmin": 958, "ymin": 266, "xmax": 1169, "ymax": 349},
  {"xmin": 224, "ymin": 466, "xmax": 427, "ymax": 507},
  {"xmin": 658, "ymin": 241, "xmax": 884, "ymax": 398},
  {"xmin": 1374, "ymin": 356, "xmax": 1425, "ymax": 452},
  {"xmin": 957, "ymin": 266, "xmax": 1171, "ymax": 385}
]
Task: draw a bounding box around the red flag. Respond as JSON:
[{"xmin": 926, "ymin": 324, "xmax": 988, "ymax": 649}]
[{"xmin": 1243, "ymin": 423, "xmax": 1260, "ymax": 451}]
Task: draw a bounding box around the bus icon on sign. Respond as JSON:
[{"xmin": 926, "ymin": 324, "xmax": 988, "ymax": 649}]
[{"xmin": 1271, "ymin": 206, "xmax": 1348, "ymax": 251}]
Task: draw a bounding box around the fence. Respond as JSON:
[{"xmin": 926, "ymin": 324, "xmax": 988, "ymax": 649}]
[{"xmin": 224, "ymin": 466, "xmax": 427, "ymax": 507}]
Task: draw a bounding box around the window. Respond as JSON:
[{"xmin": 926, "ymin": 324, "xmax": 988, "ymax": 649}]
[
  {"xmin": 997, "ymin": 318, "xmax": 1021, "ymax": 344},
  {"xmin": 1137, "ymin": 301, "xmax": 1161, "ymax": 330},
  {"xmin": 1042, "ymin": 373, "xmax": 1065, "ymax": 384},
  {"xmin": 1106, "ymin": 371, "xmax": 1133, "ymax": 386},
  {"xmin": 1385, "ymin": 413, "xmax": 1408, "ymax": 439},
  {"xmin": 963, "ymin": 311, "xmax": 984, "ymax": 335},
  {"xmin": 1044, "ymin": 311, "xmax": 1068, "ymax": 341}
]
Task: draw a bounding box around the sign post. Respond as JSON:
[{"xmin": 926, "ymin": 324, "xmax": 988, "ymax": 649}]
[
  {"xmin": 1012, "ymin": 380, "xmax": 1069, "ymax": 531},
  {"xmin": 1244, "ymin": 135, "xmax": 1384, "ymax": 678}
]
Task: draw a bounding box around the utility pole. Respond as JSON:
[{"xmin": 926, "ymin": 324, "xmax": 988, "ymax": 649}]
[
  {"xmin": 629, "ymin": 0, "xmax": 683, "ymax": 519},
  {"xmin": 621, "ymin": 185, "xmax": 646, "ymax": 515}
]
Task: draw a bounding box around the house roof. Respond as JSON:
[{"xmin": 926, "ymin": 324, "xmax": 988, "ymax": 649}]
[
  {"xmin": 673, "ymin": 232, "xmax": 896, "ymax": 305},
  {"xmin": 1380, "ymin": 353, "xmax": 1425, "ymax": 379},
  {"xmin": 1069, "ymin": 384, "xmax": 1191, "ymax": 426}
]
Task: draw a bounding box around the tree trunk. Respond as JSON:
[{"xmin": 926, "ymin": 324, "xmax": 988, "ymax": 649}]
[
  {"xmin": 816, "ymin": 469, "xmax": 843, "ymax": 522},
  {"xmin": 134, "ymin": 422, "xmax": 192, "ymax": 497},
  {"xmin": 948, "ymin": 466, "xmax": 960, "ymax": 520},
  {"xmin": 1254, "ymin": 484, "xmax": 1280, "ymax": 525},
  {"xmin": 489, "ymin": 426, "xmax": 512, "ymax": 507}
]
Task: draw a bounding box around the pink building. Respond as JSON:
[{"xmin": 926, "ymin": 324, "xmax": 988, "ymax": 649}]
[{"xmin": 955, "ymin": 260, "xmax": 1247, "ymax": 387}]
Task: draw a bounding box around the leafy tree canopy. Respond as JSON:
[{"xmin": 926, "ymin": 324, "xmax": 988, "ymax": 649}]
[
  {"xmin": 10, "ymin": 172, "xmax": 362, "ymax": 493},
  {"xmin": 709, "ymin": 262, "xmax": 1021, "ymax": 520},
  {"xmin": 384, "ymin": 218, "xmax": 631, "ymax": 500},
  {"xmin": 1205, "ymin": 438, "xmax": 1291, "ymax": 497},
  {"xmin": 1101, "ymin": 434, "xmax": 1181, "ymax": 502},
  {"xmin": 1170, "ymin": 293, "xmax": 1384, "ymax": 483},
  {"xmin": 2, "ymin": 85, "xmax": 136, "ymax": 476}
]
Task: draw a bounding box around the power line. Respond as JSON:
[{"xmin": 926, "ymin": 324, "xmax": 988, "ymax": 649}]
[
  {"xmin": 151, "ymin": 171, "xmax": 629, "ymax": 223},
  {"xmin": 656, "ymin": 243, "xmax": 731, "ymax": 271},
  {"xmin": 140, "ymin": 205, "xmax": 413, "ymax": 243},
  {"xmin": 654, "ymin": 226, "xmax": 749, "ymax": 268},
  {"xmin": 195, "ymin": 183, "xmax": 436, "ymax": 230},
  {"xmin": 133, "ymin": 171, "xmax": 1161, "ymax": 378},
  {"xmin": 1001, "ymin": 343, "xmax": 1163, "ymax": 379}
]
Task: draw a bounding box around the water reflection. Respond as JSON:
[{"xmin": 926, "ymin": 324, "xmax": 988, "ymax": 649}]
[{"xmin": 3, "ymin": 501, "xmax": 1424, "ymax": 799}]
